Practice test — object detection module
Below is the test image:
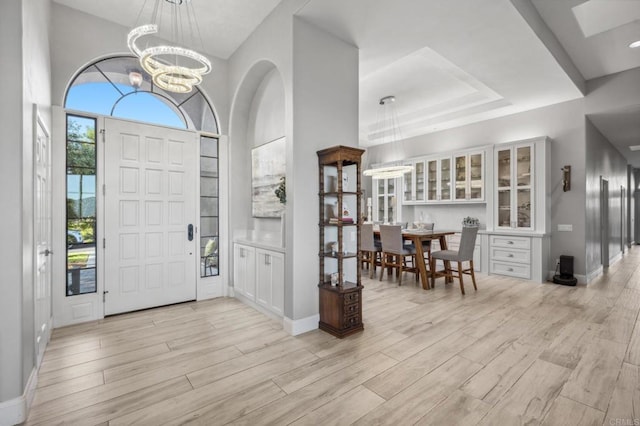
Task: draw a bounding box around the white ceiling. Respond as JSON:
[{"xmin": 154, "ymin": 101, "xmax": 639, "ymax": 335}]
[
  {"xmin": 296, "ymin": 0, "xmax": 584, "ymax": 146},
  {"xmin": 531, "ymin": 0, "xmax": 640, "ymax": 166},
  {"xmin": 532, "ymin": 0, "xmax": 640, "ymax": 80},
  {"xmin": 52, "ymin": 0, "xmax": 283, "ymax": 59},
  {"xmin": 54, "ymin": 0, "xmax": 640, "ymax": 164}
]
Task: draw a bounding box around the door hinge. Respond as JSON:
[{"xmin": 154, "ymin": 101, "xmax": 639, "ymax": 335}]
[
  {"xmin": 100, "ymin": 128, "xmax": 106, "ymax": 143},
  {"xmin": 103, "ymin": 238, "xmax": 106, "ymax": 249},
  {"xmin": 103, "ymin": 291, "xmax": 109, "ymax": 303}
]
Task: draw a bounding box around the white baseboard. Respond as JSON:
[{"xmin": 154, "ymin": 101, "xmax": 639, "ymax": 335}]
[
  {"xmin": 283, "ymin": 314, "xmax": 319, "ymax": 336},
  {"xmin": 586, "ymin": 266, "xmax": 603, "ymax": 284},
  {"xmin": 0, "ymin": 367, "xmax": 38, "ymax": 426}
]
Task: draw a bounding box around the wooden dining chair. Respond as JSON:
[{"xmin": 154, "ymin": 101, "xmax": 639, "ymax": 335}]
[
  {"xmin": 379, "ymin": 225, "xmax": 418, "ymax": 285},
  {"xmin": 430, "ymin": 226, "xmax": 478, "ymax": 294},
  {"xmin": 360, "ymin": 223, "xmax": 382, "ymax": 278}
]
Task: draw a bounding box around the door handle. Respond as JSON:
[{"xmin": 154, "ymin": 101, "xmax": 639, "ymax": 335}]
[
  {"xmin": 187, "ymin": 224, "xmax": 194, "ymax": 241},
  {"xmin": 39, "ymin": 249, "xmax": 53, "ymax": 256}
]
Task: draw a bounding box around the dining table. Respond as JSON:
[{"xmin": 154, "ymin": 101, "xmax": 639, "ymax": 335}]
[{"xmin": 374, "ymin": 228, "xmax": 456, "ymax": 290}]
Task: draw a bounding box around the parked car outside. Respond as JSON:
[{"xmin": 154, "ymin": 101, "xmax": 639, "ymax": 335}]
[{"xmin": 67, "ymin": 230, "xmax": 83, "ymax": 247}]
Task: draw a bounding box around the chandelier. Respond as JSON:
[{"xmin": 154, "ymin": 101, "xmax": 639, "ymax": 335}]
[
  {"xmin": 127, "ymin": 0, "xmax": 211, "ymax": 93},
  {"xmin": 363, "ymin": 96, "xmax": 413, "ymax": 180}
]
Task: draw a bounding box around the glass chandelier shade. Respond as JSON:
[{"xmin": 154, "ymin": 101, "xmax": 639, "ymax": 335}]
[
  {"xmin": 363, "ymin": 95, "xmax": 413, "ymax": 180},
  {"xmin": 127, "ymin": 0, "xmax": 211, "ymax": 94}
]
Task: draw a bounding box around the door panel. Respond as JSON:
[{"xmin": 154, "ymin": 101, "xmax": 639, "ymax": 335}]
[
  {"xmin": 104, "ymin": 118, "xmax": 197, "ymax": 315},
  {"xmin": 34, "ymin": 112, "xmax": 52, "ymax": 365}
]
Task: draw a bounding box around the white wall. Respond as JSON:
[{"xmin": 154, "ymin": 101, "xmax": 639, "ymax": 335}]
[
  {"xmin": 228, "ymin": 2, "xmax": 359, "ymax": 324},
  {"xmin": 0, "ymin": 0, "xmax": 25, "ymax": 405},
  {"xmin": 290, "ymin": 17, "xmax": 359, "ymax": 321},
  {"xmin": 249, "ymin": 68, "xmax": 286, "ymax": 234},
  {"xmin": 0, "ymin": 0, "xmax": 52, "ymax": 421},
  {"xmin": 50, "ymin": 4, "xmax": 229, "ymax": 132},
  {"xmin": 366, "ymin": 98, "xmax": 587, "ymax": 275},
  {"xmin": 585, "ymin": 118, "xmax": 628, "ymax": 274}
]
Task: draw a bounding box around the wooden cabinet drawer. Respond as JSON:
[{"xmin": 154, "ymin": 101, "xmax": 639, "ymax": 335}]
[
  {"xmin": 344, "ymin": 292, "xmax": 359, "ymax": 304},
  {"xmin": 490, "ymin": 261, "xmax": 530, "ymax": 279},
  {"xmin": 490, "ymin": 247, "xmax": 530, "ymax": 264},
  {"xmin": 343, "ymin": 302, "xmax": 359, "ymax": 316},
  {"xmin": 490, "ymin": 235, "xmax": 530, "ymax": 250},
  {"xmin": 343, "ymin": 313, "xmax": 360, "ymax": 329}
]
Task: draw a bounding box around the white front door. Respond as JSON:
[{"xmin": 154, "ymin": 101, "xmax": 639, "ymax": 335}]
[
  {"xmin": 34, "ymin": 110, "xmax": 52, "ymax": 365},
  {"xmin": 104, "ymin": 118, "xmax": 197, "ymax": 315}
]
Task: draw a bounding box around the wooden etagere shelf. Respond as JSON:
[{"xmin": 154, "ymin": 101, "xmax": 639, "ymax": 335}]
[{"xmin": 317, "ymin": 145, "xmax": 365, "ymax": 338}]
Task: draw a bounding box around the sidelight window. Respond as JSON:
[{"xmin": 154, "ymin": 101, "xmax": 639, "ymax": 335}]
[{"xmin": 66, "ymin": 115, "xmax": 97, "ymax": 295}]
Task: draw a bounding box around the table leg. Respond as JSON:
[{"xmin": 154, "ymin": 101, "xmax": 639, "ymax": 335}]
[{"xmin": 414, "ymin": 236, "xmax": 430, "ymax": 290}]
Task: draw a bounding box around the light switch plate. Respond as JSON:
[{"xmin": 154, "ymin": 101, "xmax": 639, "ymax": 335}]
[{"xmin": 558, "ymin": 224, "xmax": 572, "ymax": 232}]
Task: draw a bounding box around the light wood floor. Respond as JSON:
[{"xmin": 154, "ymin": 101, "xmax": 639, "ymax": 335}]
[{"xmin": 27, "ymin": 247, "xmax": 640, "ymax": 425}]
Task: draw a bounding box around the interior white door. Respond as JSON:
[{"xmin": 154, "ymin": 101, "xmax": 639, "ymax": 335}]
[
  {"xmin": 34, "ymin": 110, "xmax": 52, "ymax": 365},
  {"xmin": 104, "ymin": 118, "xmax": 197, "ymax": 315}
]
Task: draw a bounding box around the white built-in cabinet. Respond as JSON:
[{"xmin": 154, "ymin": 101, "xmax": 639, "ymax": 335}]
[
  {"xmin": 403, "ymin": 160, "xmax": 426, "ymax": 203},
  {"xmin": 373, "ymin": 177, "xmax": 400, "ymax": 223},
  {"xmin": 454, "ymin": 151, "xmax": 484, "ymax": 202},
  {"xmin": 488, "ymin": 137, "xmax": 550, "ymax": 282},
  {"xmin": 429, "ymin": 156, "xmax": 453, "ymax": 202},
  {"xmin": 233, "ymin": 243, "xmax": 256, "ymax": 299},
  {"xmin": 495, "ymin": 142, "xmax": 534, "ymax": 230},
  {"xmin": 400, "ymin": 149, "xmax": 484, "ymax": 205},
  {"xmin": 233, "ymin": 242, "xmax": 284, "ymax": 317},
  {"xmin": 256, "ymin": 248, "xmax": 285, "ymax": 316}
]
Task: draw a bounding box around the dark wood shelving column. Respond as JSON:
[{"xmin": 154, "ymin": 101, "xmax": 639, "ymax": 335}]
[{"xmin": 317, "ymin": 145, "xmax": 365, "ymax": 338}]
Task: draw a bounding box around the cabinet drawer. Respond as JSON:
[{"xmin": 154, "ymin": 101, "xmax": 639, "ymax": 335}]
[
  {"xmin": 343, "ymin": 302, "xmax": 360, "ymax": 316},
  {"xmin": 490, "ymin": 247, "xmax": 530, "ymax": 264},
  {"xmin": 490, "ymin": 261, "xmax": 530, "ymax": 279},
  {"xmin": 344, "ymin": 292, "xmax": 359, "ymax": 304},
  {"xmin": 343, "ymin": 313, "xmax": 361, "ymax": 329},
  {"xmin": 490, "ymin": 235, "xmax": 530, "ymax": 249}
]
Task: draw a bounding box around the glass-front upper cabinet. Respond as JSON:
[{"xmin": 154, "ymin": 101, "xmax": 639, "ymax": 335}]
[
  {"xmin": 425, "ymin": 156, "xmax": 452, "ymax": 202},
  {"xmin": 495, "ymin": 143, "xmax": 533, "ymax": 230},
  {"xmin": 374, "ymin": 177, "xmax": 399, "ymax": 223},
  {"xmin": 454, "ymin": 151, "xmax": 484, "ymax": 201},
  {"xmin": 402, "ymin": 160, "xmax": 425, "ymax": 204}
]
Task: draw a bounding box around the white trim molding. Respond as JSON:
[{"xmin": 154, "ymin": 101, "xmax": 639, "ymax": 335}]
[
  {"xmin": 0, "ymin": 367, "xmax": 38, "ymax": 426},
  {"xmin": 283, "ymin": 314, "xmax": 319, "ymax": 336}
]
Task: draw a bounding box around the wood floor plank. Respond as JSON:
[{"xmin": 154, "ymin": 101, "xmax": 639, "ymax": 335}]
[
  {"xmin": 36, "ymin": 343, "xmax": 170, "ymax": 388},
  {"xmin": 355, "ymin": 355, "xmax": 484, "ymax": 425},
  {"xmin": 103, "ymin": 343, "xmax": 242, "ymax": 383},
  {"xmin": 542, "ymin": 396, "xmax": 605, "ymax": 426},
  {"xmin": 603, "ymin": 362, "xmax": 640, "ymax": 425},
  {"xmin": 460, "ymin": 339, "xmax": 544, "ymax": 405},
  {"xmin": 26, "ymin": 376, "xmax": 192, "ymax": 425},
  {"xmin": 109, "ymin": 349, "xmax": 318, "ymax": 425},
  {"xmin": 625, "ymin": 319, "xmax": 640, "ymax": 365},
  {"xmin": 288, "ymin": 385, "xmax": 385, "ymax": 426},
  {"xmin": 414, "ymin": 389, "xmax": 491, "ymax": 426},
  {"xmin": 26, "ymin": 246, "xmax": 640, "ymax": 425},
  {"xmin": 560, "ymin": 335, "xmax": 627, "ymax": 411},
  {"xmin": 365, "ymin": 332, "xmax": 476, "ymax": 400},
  {"xmin": 163, "ymin": 380, "xmax": 286, "ymax": 425},
  {"xmin": 539, "ymin": 319, "xmax": 602, "ymax": 369},
  {"xmin": 228, "ymin": 352, "xmax": 397, "ymax": 426},
  {"xmin": 31, "ymin": 371, "xmax": 104, "ymax": 406},
  {"xmin": 273, "ymin": 329, "xmax": 406, "ymax": 394},
  {"xmin": 185, "ymin": 338, "xmax": 312, "ymax": 389},
  {"xmin": 479, "ymin": 359, "xmax": 572, "ymax": 425}
]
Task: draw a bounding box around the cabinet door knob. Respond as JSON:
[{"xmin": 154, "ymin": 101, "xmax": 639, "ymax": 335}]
[
  {"xmin": 507, "ymin": 241, "xmax": 514, "ymax": 245},
  {"xmin": 508, "ymin": 267, "xmax": 514, "ymax": 272}
]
